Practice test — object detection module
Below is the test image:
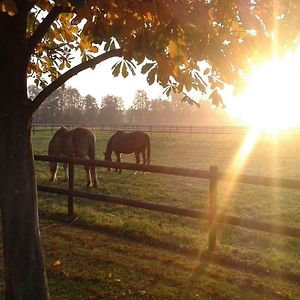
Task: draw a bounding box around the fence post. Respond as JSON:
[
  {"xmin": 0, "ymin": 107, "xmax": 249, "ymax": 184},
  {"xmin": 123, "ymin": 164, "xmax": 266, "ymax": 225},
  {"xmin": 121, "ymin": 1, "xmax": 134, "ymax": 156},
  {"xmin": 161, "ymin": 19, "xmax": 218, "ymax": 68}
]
[
  {"xmin": 68, "ymin": 160, "xmax": 74, "ymax": 218},
  {"xmin": 208, "ymin": 165, "xmax": 218, "ymax": 252}
]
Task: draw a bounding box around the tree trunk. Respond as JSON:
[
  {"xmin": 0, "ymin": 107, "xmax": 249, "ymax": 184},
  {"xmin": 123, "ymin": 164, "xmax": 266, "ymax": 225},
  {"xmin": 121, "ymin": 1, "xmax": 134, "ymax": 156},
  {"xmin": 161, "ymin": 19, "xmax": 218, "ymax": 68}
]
[{"xmin": 0, "ymin": 112, "xmax": 49, "ymax": 299}]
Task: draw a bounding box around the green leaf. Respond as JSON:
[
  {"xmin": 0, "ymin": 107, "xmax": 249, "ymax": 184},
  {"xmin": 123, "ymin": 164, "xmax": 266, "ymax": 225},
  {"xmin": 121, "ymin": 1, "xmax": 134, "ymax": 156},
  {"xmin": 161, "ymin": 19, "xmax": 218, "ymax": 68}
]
[
  {"xmin": 110, "ymin": 40, "xmax": 116, "ymax": 50},
  {"xmin": 104, "ymin": 41, "xmax": 110, "ymax": 52},
  {"xmin": 121, "ymin": 63, "xmax": 129, "ymax": 78},
  {"xmin": 147, "ymin": 67, "xmax": 156, "ymax": 85},
  {"xmin": 126, "ymin": 61, "xmax": 136, "ymax": 76},
  {"xmin": 164, "ymin": 86, "xmax": 172, "ymax": 96},
  {"xmin": 141, "ymin": 63, "xmax": 155, "ymax": 74},
  {"xmin": 112, "ymin": 62, "xmax": 122, "ymax": 77}
]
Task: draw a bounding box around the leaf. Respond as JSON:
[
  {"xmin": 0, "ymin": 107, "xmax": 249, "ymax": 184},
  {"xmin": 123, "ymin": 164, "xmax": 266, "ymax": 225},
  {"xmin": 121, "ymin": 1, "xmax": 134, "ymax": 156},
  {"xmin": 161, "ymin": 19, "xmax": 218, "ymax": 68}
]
[
  {"xmin": 0, "ymin": 0, "xmax": 18, "ymax": 16},
  {"xmin": 182, "ymin": 95, "xmax": 200, "ymax": 107},
  {"xmin": 112, "ymin": 61, "xmax": 122, "ymax": 77},
  {"xmin": 168, "ymin": 40, "xmax": 178, "ymax": 59},
  {"xmin": 164, "ymin": 86, "xmax": 171, "ymax": 96},
  {"xmin": 104, "ymin": 41, "xmax": 110, "ymax": 52},
  {"xmin": 126, "ymin": 61, "xmax": 136, "ymax": 76},
  {"xmin": 177, "ymin": 83, "xmax": 183, "ymax": 93},
  {"xmin": 183, "ymin": 75, "xmax": 192, "ymax": 92},
  {"xmin": 203, "ymin": 68, "xmax": 210, "ymax": 76},
  {"xmin": 58, "ymin": 61, "xmax": 65, "ymax": 70},
  {"xmin": 52, "ymin": 260, "xmax": 61, "ymax": 267},
  {"xmin": 141, "ymin": 62, "xmax": 155, "ymax": 74},
  {"xmin": 121, "ymin": 63, "xmax": 128, "ymax": 78},
  {"xmin": 147, "ymin": 67, "xmax": 156, "ymax": 85},
  {"xmin": 69, "ymin": 0, "xmax": 85, "ymax": 8},
  {"xmin": 110, "ymin": 40, "xmax": 116, "ymax": 50},
  {"xmin": 209, "ymin": 89, "xmax": 223, "ymax": 106},
  {"xmin": 89, "ymin": 45, "xmax": 98, "ymax": 53}
]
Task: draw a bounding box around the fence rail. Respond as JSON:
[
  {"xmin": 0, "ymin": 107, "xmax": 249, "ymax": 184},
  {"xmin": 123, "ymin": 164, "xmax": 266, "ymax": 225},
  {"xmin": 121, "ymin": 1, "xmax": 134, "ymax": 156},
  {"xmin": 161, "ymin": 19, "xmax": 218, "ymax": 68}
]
[
  {"xmin": 33, "ymin": 123, "xmax": 300, "ymax": 136},
  {"xmin": 35, "ymin": 155, "xmax": 300, "ymax": 251},
  {"xmin": 33, "ymin": 123, "xmax": 254, "ymax": 135}
]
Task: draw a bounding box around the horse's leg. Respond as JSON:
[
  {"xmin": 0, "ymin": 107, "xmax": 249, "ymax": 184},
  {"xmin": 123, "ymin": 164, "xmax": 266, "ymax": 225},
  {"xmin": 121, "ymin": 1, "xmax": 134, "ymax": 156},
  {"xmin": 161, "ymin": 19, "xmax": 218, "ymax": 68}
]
[
  {"xmin": 82, "ymin": 155, "xmax": 92, "ymax": 188},
  {"xmin": 84, "ymin": 164, "xmax": 92, "ymax": 188},
  {"xmin": 133, "ymin": 152, "xmax": 141, "ymax": 175},
  {"xmin": 141, "ymin": 150, "xmax": 147, "ymax": 175},
  {"xmin": 141, "ymin": 150, "xmax": 146, "ymax": 165},
  {"xmin": 116, "ymin": 152, "xmax": 122, "ymax": 173},
  {"xmin": 63, "ymin": 163, "xmax": 69, "ymax": 182},
  {"xmin": 135, "ymin": 152, "xmax": 140, "ymax": 164},
  {"xmin": 49, "ymin": 162, "xmax": 58, "ymax": 182},
  {"xmin": 91, "ymin": 164, "xmax": 97, "ymax": 187}
]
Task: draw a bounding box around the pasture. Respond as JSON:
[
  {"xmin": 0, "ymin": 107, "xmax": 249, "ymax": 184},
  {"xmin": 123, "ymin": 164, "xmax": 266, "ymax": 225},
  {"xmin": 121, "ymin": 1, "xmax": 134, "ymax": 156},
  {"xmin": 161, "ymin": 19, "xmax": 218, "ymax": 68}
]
[{"xmin": 29, "ymin": 130, "xmax": 300, "ymax": 298}]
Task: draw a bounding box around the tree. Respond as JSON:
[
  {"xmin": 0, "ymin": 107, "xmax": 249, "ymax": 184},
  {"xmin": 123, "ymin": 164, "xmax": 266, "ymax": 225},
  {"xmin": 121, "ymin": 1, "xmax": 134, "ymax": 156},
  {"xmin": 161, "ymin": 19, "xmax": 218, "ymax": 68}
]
[
  {"xmin": 31, "ymin": 85, "xmax": 65, "ymax": 123},
  {"xmin": 83, "ymin": 94, "xmax": 99, "ymax": 125},
  {"xmin": 1, "ymin": 0, "xmax": 299, "ymax": 298},
  {"xmin": 128, "ymin": 90, "xmax": 151, "ymax": 124},
  {"xmin": 60, "ymin": 86, "xmax": 85, "ymax": 123},
  {"xmin": 99, "ymin": 94, "xmax": 125, "ymax": 124}
]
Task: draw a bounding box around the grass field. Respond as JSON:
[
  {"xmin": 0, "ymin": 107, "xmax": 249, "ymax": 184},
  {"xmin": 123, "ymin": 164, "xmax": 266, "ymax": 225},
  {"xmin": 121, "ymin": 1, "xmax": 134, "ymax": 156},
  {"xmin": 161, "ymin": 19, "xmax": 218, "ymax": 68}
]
[{"xmin": 8, "ymin": 129, "xmax": 299, "ymax": 299}]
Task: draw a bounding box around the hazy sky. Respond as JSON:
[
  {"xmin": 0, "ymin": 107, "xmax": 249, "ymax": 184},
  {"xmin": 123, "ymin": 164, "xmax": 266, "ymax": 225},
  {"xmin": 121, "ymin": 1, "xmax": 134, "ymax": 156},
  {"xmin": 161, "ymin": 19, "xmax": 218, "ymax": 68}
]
[{"xmin": 68, "ymin": 57, "xmax": 168, "ymax": 109}]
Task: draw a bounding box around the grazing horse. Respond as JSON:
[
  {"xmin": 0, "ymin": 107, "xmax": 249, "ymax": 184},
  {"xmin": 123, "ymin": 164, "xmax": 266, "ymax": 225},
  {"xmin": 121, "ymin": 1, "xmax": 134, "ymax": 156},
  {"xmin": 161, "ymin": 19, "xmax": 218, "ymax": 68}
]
[
  {"xmin": 48, "ymin": 127, "xmax": 97, "ymax": 187},
  {"xmin": 103, "ymin": 130, "xmax": 151, "ymax": 173}
]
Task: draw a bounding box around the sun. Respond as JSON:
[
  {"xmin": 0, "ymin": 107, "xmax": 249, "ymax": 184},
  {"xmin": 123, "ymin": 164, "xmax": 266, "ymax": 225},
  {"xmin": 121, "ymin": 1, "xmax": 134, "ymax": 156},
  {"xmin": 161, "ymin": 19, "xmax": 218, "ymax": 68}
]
[{"xmin": 225, "ymin": 48, "xmax": 300, "ymax": 131}]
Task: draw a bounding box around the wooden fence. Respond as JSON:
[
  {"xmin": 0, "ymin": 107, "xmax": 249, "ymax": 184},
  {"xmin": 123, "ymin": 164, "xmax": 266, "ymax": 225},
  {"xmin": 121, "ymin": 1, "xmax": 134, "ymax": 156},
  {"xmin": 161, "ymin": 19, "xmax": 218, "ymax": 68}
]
[
  {"xmin": 32, "ymin": 123, "xmax": 252, "ymax": 135},
  {"xmin": 34, "ymin": 155, "xmax": 300, "ymax": 252}
]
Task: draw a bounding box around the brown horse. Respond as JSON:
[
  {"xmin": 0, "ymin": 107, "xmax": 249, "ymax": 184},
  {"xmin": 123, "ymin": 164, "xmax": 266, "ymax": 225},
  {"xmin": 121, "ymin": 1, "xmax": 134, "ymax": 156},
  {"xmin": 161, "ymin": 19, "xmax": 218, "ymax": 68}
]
[
  {"xmin": 48, "ymin": 127, "xmax": 97, "ymax": 187},
  {"xmin": 103, "ymin": 130, "xmax": 151, "ymax": 173}
]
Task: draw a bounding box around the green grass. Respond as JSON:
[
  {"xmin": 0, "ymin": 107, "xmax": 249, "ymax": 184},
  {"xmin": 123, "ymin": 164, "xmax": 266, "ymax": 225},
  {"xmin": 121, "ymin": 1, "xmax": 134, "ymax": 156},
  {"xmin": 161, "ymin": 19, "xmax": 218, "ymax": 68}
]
[{"xmin": 29, "ymin": 130, "xmax": 300, "ymax": 299}]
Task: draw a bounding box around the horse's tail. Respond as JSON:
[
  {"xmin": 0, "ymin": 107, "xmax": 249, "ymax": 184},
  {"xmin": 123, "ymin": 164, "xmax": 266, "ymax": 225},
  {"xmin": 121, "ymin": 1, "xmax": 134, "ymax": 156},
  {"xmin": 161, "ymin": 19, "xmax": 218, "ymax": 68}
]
[{"xmin": 146, "ymin": 134, "xmax": 151, "ymax": 165}]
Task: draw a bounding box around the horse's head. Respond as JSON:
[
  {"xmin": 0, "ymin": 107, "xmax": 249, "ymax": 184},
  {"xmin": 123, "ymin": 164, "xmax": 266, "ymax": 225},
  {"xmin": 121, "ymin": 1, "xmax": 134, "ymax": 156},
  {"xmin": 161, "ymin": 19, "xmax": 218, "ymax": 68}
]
[{"xmin": 103, "ymin": 151, "xmax": 111, "ymax": 171}]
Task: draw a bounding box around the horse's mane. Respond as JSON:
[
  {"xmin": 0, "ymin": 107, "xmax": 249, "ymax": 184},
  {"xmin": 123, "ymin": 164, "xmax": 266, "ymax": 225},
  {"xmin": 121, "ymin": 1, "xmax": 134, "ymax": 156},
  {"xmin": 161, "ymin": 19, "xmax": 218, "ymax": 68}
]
[{"xmin": 105, "ymin": 131, "xmax": 125, "ymax": 153}]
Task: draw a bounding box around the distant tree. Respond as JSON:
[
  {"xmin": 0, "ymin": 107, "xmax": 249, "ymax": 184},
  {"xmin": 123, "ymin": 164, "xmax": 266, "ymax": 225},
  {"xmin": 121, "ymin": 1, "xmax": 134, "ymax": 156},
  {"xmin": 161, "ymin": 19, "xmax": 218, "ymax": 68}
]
[
  {"xmin": 31, "ymin": 86, "xmax": 66, "ymax": 123},
  {"xmin": 61, "ymin": 87, "xmax": 85, "ymax": 123},
  {"xmin": 128, "ymin": 90, "xmax": 151, "ymax": 124},
  {"xmin": 99, "ymin": 94, "xmax": 125, "ymax": 124},
  {"xmin": 83, "ymin": 94, "xmax": 99, "ymax": 125},
  {"xmin": 150, "ymin": 98, "xmax": 172, "ymax": 124}
]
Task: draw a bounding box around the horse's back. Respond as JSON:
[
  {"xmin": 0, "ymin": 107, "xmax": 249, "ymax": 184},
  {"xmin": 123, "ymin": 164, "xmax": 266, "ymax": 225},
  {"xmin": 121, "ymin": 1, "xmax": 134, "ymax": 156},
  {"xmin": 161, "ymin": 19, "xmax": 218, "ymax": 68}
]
[
  {"xmin": 115, "ymin": 131, "xmax": 149, "ymax": 154},
  {"xmin": 49, "ymin": 127, "xmax": 95, "ymax": 158},
  {"xmin": 72, "ymin": 127, "xmax": 96, "ymax": 158}
]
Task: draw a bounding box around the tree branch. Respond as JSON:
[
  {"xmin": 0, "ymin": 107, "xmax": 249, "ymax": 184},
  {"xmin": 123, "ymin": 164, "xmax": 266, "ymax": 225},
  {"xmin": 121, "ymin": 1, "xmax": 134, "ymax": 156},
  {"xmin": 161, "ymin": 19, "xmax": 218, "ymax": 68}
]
[
  {"xmin": 30, "ymin": 48, "xmax": 123, "ymax": 113},
  {"xmin": 26, "ymin": 5, "xmax": 64, "ymax": 57}
]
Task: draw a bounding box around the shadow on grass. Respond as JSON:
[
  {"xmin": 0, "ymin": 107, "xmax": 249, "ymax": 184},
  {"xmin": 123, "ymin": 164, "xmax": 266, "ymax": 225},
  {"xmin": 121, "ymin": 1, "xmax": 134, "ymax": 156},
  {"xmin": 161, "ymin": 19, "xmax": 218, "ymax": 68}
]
[{"xmin": 39, "ymin": 210, "xmax": 300, "ymax": 286}]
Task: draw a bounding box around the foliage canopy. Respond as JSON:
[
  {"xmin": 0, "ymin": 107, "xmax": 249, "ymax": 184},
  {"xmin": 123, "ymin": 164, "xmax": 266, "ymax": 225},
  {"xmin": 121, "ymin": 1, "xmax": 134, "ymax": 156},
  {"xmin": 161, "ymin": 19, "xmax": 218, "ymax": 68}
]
[{"xmin": 3, "ymin": 0, "xmax": 299, "ymax": 107}]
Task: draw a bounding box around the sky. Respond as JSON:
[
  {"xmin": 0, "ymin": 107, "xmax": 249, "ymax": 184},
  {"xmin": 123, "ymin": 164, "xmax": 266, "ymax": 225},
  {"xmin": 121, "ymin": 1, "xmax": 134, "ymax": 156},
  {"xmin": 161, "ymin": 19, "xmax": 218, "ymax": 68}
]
[{"xmin": 68, "ymin": 57, "xmax": 168, "ymax": 109}]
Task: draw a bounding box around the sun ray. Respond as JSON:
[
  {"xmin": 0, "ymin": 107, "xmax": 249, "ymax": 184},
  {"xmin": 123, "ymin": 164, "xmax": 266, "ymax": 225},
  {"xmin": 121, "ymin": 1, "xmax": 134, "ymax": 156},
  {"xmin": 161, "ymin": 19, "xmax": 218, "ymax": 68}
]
[{"xmin": 218, "ymin": 128, "xmax": 261, "ymax": 213}]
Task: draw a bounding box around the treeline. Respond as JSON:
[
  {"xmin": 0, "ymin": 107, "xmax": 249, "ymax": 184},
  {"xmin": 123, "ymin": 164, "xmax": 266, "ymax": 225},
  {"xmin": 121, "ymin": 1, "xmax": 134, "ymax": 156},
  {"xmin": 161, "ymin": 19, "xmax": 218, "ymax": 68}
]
[{"xmin": 30, "ymin": 85, "xmax": 235, "ymax": 126}]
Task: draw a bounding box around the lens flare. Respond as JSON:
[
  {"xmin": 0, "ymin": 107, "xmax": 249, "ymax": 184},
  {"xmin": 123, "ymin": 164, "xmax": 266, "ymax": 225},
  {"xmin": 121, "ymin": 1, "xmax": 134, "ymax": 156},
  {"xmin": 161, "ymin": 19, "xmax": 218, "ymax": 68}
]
[{"xmin": 225, "ymin": 47, "xmax": 300, "ymax": 132}]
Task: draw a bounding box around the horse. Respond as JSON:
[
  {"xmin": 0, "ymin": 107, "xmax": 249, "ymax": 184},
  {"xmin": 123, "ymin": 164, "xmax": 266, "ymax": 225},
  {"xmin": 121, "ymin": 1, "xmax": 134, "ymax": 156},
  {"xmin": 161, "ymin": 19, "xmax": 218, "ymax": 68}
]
[
  {"xmin": 48, "ymin": 126, "xmax": 97, "ymax": 188},
  {"xmin": 103, "ymin": 130, "xmax": 151, "ymax": 173}
]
